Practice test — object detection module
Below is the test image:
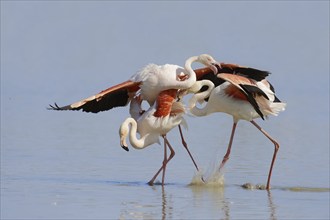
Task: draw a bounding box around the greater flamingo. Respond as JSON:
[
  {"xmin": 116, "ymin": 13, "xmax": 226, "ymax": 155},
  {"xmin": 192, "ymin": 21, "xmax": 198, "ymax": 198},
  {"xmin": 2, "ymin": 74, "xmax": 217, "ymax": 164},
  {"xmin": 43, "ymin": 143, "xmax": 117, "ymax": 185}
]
[
  {"xmin": 119, "ymin": 89, "xmax": 188, "ymax": 185},
  {"xmin": 48, "ymin": 54, "xmax": 218, "ymax": 147},
  {"xmin": 128, "ymin": 93, "xmax": 202, "ymax": 173},
  {"xmin": 48, "ymin": 54, "xmax": 219, "ymax": 183},
  {"xmin": 188, "ymin": 68, "xmax": 286, "ymax": 190}
]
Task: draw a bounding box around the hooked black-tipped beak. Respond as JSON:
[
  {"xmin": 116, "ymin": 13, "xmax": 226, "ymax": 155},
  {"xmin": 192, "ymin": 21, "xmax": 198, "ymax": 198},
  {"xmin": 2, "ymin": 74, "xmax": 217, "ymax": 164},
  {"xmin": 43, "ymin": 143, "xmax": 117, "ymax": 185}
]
[
  {"xmin": 211, "ymin": 62, "xmax": 222, "ymax": 74},
  {"xmin": 121, "ymin": 145, "xmax": 129, "ymax": 152}
]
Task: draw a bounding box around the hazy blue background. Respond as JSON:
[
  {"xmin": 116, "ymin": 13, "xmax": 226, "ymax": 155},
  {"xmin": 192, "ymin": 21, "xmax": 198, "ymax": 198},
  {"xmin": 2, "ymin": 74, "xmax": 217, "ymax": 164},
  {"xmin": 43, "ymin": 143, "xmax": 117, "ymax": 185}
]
[{"xmin": 1, "ymin": 1, "xmax": 329, "ymax": 219}]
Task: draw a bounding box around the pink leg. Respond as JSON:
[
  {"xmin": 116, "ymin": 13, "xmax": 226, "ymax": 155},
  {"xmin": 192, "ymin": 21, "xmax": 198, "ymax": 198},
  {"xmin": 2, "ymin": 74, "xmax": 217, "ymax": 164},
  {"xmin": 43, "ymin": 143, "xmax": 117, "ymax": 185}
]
[
  {"xmin": 148, "ymin": 137, "xmax": 167, "ymax": 186},
  {"xmin": 250, "ymin": 120, "xmax": 279, "ymax": 190},
  {"xmin": 178, "ymin": 125, "xmax": 200, "ymax": 171},
  {"xmin": 147, "ymin": 135, "xmax": 175, "ymax": 186},
  {"xmin": 219, "ymin": 122, "xmax": 238, "ymax": 171},
  {"xmin": 161, "ymin": 137, "xmax": 168, "ymax": 185},
  {"xmin": 161, "ymin": 136, "xmax": 175, "ymax": 185}
]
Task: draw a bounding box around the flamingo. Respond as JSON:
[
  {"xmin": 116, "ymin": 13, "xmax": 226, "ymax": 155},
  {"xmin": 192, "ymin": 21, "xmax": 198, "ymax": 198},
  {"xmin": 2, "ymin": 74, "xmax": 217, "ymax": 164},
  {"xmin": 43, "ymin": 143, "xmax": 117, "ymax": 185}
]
[
  {"xmin": 188, "ymin": 67, "xmax": 286, "ymax": 190},
  {"xmin": 119, "ymin": 89, "xmax": 188, "ymax": 185},
  {"xmin": 48, "ymin": 54, "xmax": 219, "ymax": 182},
  {"xmin": 127, "ymin": 93, "xmax": 201, "ymax": 174},
  {"xmin": 48, "ymin": 54, "xmax": 218, "ymax": 145}
]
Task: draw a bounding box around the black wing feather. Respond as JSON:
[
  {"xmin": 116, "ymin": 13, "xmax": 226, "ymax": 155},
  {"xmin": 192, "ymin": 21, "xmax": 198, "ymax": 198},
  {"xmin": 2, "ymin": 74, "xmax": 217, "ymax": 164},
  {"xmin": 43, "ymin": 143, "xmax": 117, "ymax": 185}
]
[
  {"xmin": 239, "ymin": 84, "xmax": 266, "ymax": 120},
  {"xmin": 80, "ymin": 89, "xmax": 129, "ymax": 113},
  {"xmin": 48, "ymin": 89, "xmax": 129, "ymax": 113},
  {"xmin": 217, "ymin": 64, "xmax": 270, "ymax": 81}
]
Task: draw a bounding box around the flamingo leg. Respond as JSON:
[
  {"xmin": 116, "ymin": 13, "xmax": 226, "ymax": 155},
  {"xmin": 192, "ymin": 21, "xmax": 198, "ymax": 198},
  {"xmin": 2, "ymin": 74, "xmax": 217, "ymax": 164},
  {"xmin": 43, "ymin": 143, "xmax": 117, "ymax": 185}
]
[
  {"xmin": 147, "ymin": 135, "xmax": 175, "ymax": 186},
  {"xmin": 162, "ymin": 136, "xmax": 175, "ymax": 185},
  {"xmin": 148, "ymin": 138, "xmax": 167, "ymax": 186},
  {"xmin": 219, "ymin": 122, "xmax": 238, "ymax": 171},
  {"xmin": 161, "ymin": 137, "xmax": 168, "ymax": 185},
  {"xmin": 178, "ymin": 125, "xmax": 200, "ymax": 172},
  {"xmin": 250, "ymin": 120, "xmax": 279, "ymax": 190}
]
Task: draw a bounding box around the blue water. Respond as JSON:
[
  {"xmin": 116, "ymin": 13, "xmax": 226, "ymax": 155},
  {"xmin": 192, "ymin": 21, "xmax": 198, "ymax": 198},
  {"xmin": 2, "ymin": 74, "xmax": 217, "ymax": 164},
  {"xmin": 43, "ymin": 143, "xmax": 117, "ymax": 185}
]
[{"xmin": 1, "ymin": 89, "xmax": 329, "ymax": 219}]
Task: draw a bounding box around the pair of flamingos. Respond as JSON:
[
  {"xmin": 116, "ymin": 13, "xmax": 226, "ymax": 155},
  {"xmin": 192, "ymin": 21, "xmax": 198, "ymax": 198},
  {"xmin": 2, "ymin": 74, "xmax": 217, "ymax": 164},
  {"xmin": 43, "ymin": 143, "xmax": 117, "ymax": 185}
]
[{"xmin": 49, "ymin": 54, "xmax": 286, "ymax": 190}]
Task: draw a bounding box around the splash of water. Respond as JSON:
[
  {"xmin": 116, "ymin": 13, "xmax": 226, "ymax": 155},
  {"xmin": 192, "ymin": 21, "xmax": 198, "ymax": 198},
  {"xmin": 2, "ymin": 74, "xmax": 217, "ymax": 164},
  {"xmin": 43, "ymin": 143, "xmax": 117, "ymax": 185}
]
[{"xmin": 189, "ymin": 162, "xmax": 225, "ymax": 187}]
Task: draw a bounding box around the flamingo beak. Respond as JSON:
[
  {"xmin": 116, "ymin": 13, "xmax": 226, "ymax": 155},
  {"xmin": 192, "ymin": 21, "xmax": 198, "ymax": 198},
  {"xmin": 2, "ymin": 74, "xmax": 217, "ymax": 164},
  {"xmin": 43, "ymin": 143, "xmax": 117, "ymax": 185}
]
[
  {"xmin": 120, "ymin": 132, "xmax": 129, "ymax": 151},
  {"xmin": 211, "ymin": 63, "xmax": 221, "ymax": 74},
  {"xmin": 121, "ymin": 145, "xmax": 129, "ymax": 152}
]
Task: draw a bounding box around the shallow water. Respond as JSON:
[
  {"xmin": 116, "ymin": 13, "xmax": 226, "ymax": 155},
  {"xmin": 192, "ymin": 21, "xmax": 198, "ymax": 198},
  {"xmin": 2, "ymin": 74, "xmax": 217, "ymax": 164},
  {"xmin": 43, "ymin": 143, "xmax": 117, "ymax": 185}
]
[
  {"xmin": 2, "ymin": 73, "xmax": 329, "ymax": 219},
  {"xmin": 1, "ymin": 105, "xmax": 329, "ymax": 219},
  {"xmin": 2, "ymin": 169, "xmax": 329, "ymax": 220}
]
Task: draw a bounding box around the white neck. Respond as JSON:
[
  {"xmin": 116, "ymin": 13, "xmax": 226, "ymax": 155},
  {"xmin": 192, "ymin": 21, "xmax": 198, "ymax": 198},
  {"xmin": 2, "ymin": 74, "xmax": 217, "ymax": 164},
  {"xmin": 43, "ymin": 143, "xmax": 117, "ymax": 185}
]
[
  {"xmin": 181, "ymin": 56, "xmax": 199, "ymax": 88},
  {"xmin": 165, "ymin": 56, "xmax": 199, "ymax": 90},
  {"xmin": 121, "ymin": 118, "xmax": 159, "ymax": 149},
  {"xmin": 188, "ymin": 80, "xmax": 214, "ymax": 117}
]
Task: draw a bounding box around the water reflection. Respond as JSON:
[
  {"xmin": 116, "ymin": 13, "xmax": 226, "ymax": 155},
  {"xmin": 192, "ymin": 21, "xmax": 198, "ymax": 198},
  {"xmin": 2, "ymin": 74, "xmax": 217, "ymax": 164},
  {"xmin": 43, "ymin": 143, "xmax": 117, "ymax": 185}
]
[
  {"xmin": 114, "ymin": 180, "xmax": 329, "ymax": 219},
  {"xmin": 161, "ymin": 186, "xmax": 172, "ymax": 220},
  {"xmin": 241, "ymin": 184, "xmax": 278, "ymax": 220},
  {"xmin": 267, "ymin": 190, "xmax": 277, "ymax": 220},
  {"xmin": 189, "ymin": 184, "xmax": 230, "ymax": 220}
]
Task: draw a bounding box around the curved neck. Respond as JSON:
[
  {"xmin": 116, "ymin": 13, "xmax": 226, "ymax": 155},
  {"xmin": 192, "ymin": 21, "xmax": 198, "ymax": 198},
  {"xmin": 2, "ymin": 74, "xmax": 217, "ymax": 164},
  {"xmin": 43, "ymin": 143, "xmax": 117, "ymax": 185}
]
[
  {"xmin": 184, "ymin": 56, "xmax": 199, "ymax": 72},
  {"xmin": 124, "ymin": 118, "xmax": 159, "ymax": 149},
  {"xmin": 189, "ymin": 80, "xmax": 214, "ymax": 117},
  {"xmin": 179, "ymin": 56, "xmax": 198, "ymax": 88}
]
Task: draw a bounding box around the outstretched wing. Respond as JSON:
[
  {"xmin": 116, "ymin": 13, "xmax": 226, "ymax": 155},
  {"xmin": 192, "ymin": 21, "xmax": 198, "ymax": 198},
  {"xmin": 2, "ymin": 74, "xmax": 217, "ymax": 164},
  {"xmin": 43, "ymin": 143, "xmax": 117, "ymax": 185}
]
[{"xmin": 48, "ymin": 80, "xmax": 141, "ymax": 113}]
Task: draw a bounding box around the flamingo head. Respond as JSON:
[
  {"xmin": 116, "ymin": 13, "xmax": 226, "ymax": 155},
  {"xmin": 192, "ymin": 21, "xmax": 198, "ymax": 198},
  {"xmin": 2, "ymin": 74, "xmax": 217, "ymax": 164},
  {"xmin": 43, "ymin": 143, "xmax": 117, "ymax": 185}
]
[
  {"xmin": 198, "ymin": 54, "xmax": 221, "ymax": 74},
  {"xmin": 119, "ymin": 124, "xmax": 129, "ymax": 152}
]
